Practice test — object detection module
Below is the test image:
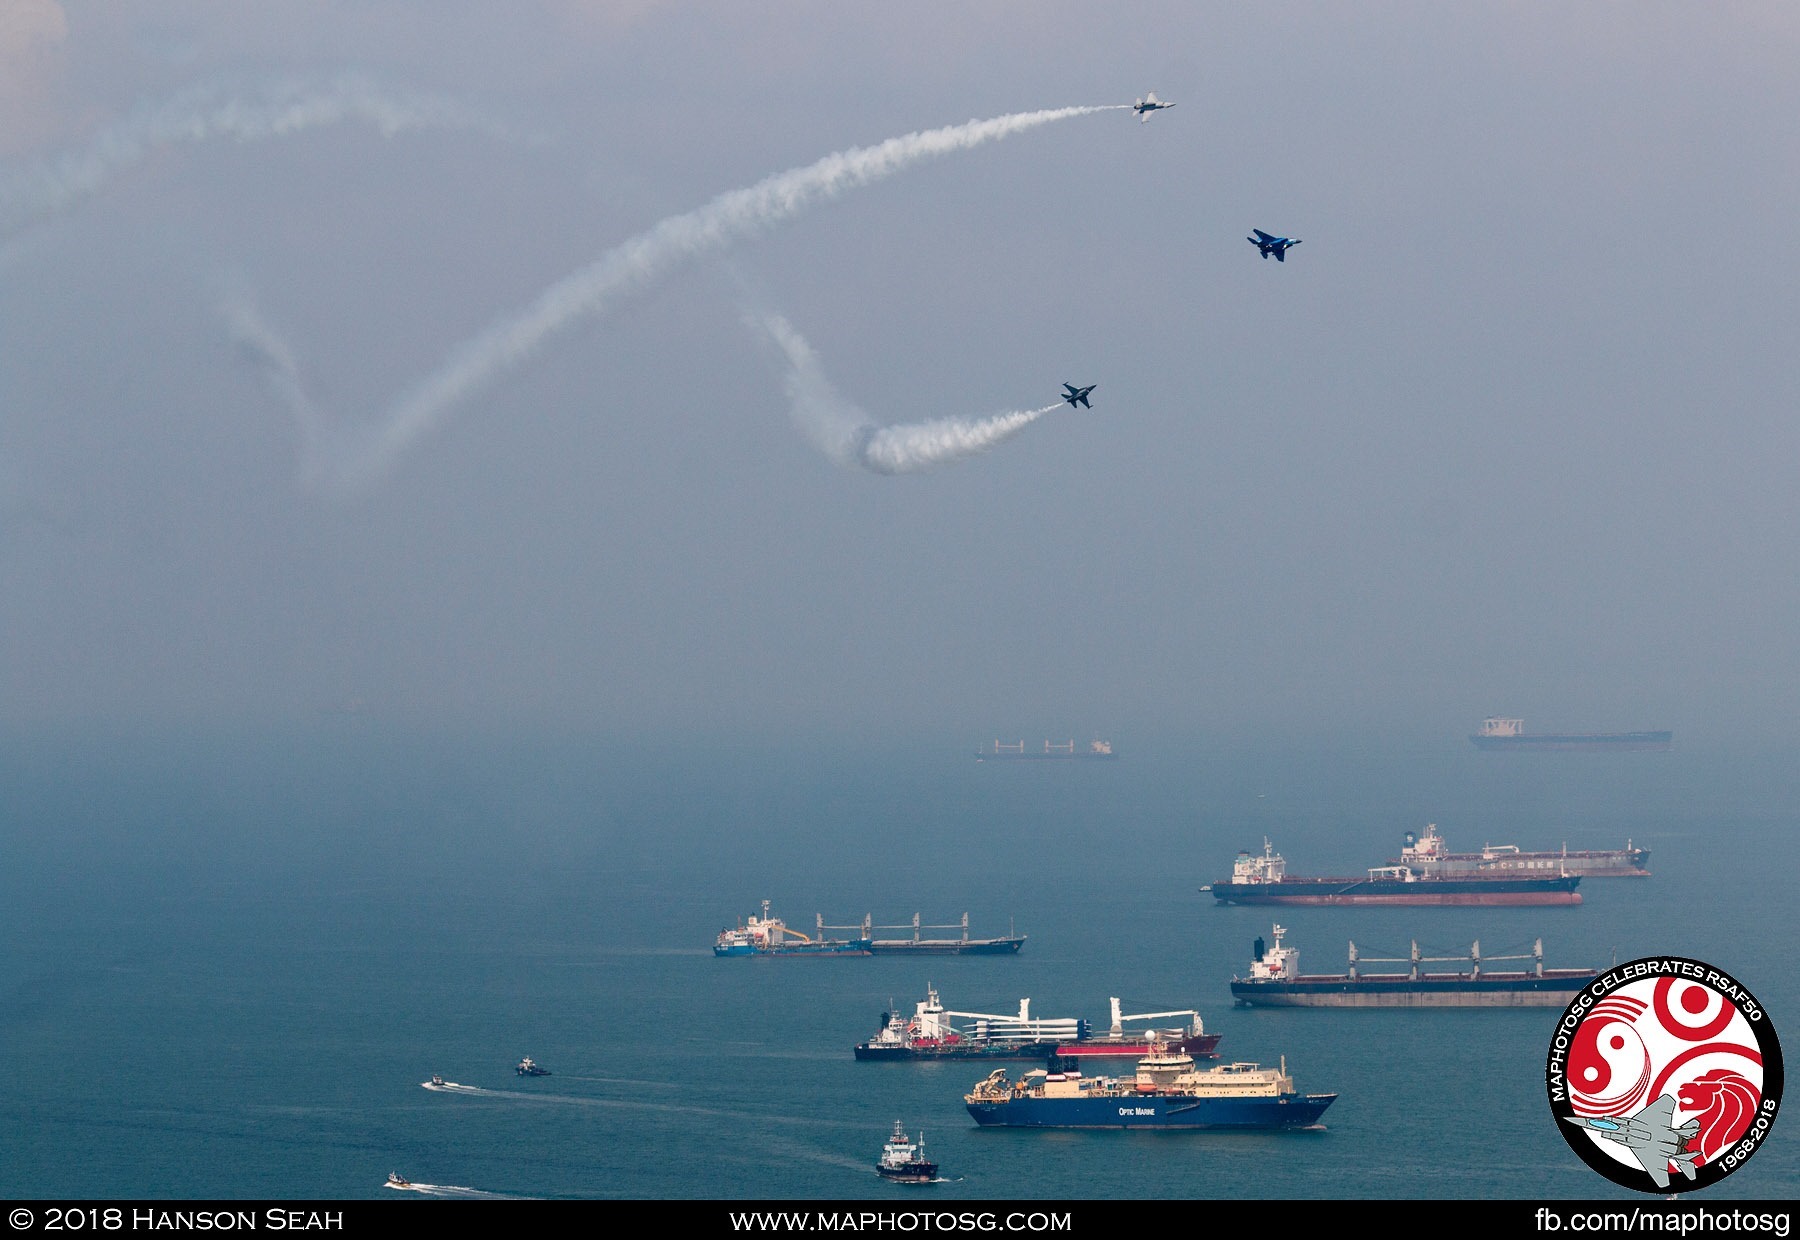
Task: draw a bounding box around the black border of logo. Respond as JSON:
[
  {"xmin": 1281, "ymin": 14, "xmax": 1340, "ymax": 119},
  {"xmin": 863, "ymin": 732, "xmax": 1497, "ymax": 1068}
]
[{"xmin": 1546, "ymin": 955, "xmax": 1783, "ymax": 1194}]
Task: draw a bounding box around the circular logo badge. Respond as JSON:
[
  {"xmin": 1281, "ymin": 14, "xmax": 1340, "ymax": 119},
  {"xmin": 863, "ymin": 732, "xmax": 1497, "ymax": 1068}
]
[{"xmin": 1547, "ymin": 956, "xmax": 1782, "ymax": 1194}]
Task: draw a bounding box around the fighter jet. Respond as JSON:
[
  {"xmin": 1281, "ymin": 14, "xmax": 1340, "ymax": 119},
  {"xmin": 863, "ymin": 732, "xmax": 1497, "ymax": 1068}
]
[
  {"xmin": 1062, "ymin": 383, "xmax": 1096, "ymax": 409},
  {"xmin": 1133, "ymin": 92, "xmax": 1175, "ymax": 122},
  {"xmin": 1562, "ymin": 1095, "xmax": 1702, "ymax": 1190},
  {"xmin": 1248, "ymin": 229, "xmax": 1301, "ymax": 261}
]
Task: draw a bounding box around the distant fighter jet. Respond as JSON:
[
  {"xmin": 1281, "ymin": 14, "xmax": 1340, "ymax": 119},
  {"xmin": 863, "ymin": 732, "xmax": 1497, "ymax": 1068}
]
[
  {"xmin": 1062, "ymin": 383, "xmax": 1096, "ymax": 409},
  {"xmin": 1562, "ymin": 1095, "xmax": 1702, "ymax": 1190},
  {"xmin": 1133, "ymin": 92, "xmax": 1175, "ymax": 122},
  {"xmin": 1248, "ymin": 229, "xmax": 1302, "ymax": 261}
]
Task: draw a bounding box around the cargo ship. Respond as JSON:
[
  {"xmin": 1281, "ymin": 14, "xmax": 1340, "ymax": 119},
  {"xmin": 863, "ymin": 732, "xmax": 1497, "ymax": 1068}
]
[
  {"xmin": 976, "ymin": 738, "xmax": 1118, "ymax": 761},
  {"xmin": 855, "ymin": 986, "xmax": 1082, "ymax": 1061},
  {"xmin": 1470, "ymin": 717, "xmax": 1672, "ymax": 752},
  {"xmin": 1228, "ymin": 923, "xmax": 1602, "ymax": 1008},
  {"xmin": 1202, "ymin": 837, "xmax": 1583, "ymax": 906},
  {"xmin": 855, "ymin": 986, "xmax": 1221, "ymax": 1062},
  {"xmin": 1384, "ymin": 823, "xmax": 1650, "ymax": 879},
  {"xmin": 818, "ymin": 913, "xmax": 1025, "ymax": 955},
  {"xmin": 963, "ymin": 1053, "xmax": 1336, "ymax": 1130},
  {"xmin": 714, "ymin": 901, "xmax": 873, "ymax": 957}
]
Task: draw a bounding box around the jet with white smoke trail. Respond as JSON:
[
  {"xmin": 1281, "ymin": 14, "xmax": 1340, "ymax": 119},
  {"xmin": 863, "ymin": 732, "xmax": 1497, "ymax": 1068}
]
[
  {"xmin": 331, "ymin": 103, "xmax": 1126, "ymax": 490},
  {"xmin": 755, "ymin": 311, "xmax": 1056, "ymax": 475},
  {"xmin": 0, "ymin": 73, "xmax": 519, "ymax": 240}
]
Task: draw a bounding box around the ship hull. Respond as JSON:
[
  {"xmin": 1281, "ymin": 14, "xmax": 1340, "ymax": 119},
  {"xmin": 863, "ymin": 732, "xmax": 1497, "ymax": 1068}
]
[
  {"xmin": 876, "ymin": 1164, "xmax": 937, "ymax": 1183},
  {"xmin": 1471, "ymin": 732, "xmax": 1671, "ymax": 752},
  {"xmin": 715, "ymin": 942, "xmax": 875, "ymax": 957},
  {"xmin": 867, "ymin": 937, "xmax": 1025, "ymax": 955},
  {"xmin": 966, "ymin": 1093, "xmax": 1335, "ymax": 1129},
  {"xmin": 1208, "ymin": 877, "xmax": 1582, "ymax": 907},
  {"xmin": 1052, "ymin": 1033, "xmax": 1222, "ymax": 1060},
  {"xmin": 1230, "ymin": 974, "xmax": 1595, "ymax": 1008},
  {"xmin": 855, "ymin": 1040, "xmax": 1063, "ymax": 1062}
]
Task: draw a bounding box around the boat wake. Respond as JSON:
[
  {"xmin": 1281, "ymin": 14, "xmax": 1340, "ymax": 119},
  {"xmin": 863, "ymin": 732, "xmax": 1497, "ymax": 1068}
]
[
  {"xmin": 384, "ymin": 1180, "xmax": 514, "ymax": 1199},
  {"xmin": 420, "ymin": 1079, "xmax": 487, "ymax": 1094}
]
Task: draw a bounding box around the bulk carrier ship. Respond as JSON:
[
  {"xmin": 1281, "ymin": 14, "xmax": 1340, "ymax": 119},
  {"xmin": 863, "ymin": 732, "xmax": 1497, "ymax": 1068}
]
[
  {"xmin": 976, "ymin": 738, "xmax": 1118, "ymax": 761},
  {"xmin": 1202, "ymin": 837, "xmax": 1583, "ymax": 906},
  {"xmin": 1228, "ymin": 924, "xmax": 1601, "ymax": 1008}
]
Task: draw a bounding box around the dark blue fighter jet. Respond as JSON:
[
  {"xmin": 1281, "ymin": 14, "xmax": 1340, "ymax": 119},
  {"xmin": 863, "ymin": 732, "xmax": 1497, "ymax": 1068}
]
[
  {"xmin": 1248, "ymin": 229, "xmax": 1301, "ymax": 261},
  {"xmin": 1061, "ymin": 383, "xmax": 1096, "ymax": 409}
]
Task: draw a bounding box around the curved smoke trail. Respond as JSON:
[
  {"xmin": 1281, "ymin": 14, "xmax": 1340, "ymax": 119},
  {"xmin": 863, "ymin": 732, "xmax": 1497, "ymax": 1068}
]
[
  {"xmin": 756, "ymin": 311, "xmax": 1056, "ymax": 474},
  {"xmin": 218, "ymin": 279, "xmax": 345, "ymax": 489},
  {"xmin": 337, "ymin": 104, "xmax": 1124, "ymax": 489},
  {"xmin": 0, "ymin": 73, "xmax": 519, "ymax": 239}
]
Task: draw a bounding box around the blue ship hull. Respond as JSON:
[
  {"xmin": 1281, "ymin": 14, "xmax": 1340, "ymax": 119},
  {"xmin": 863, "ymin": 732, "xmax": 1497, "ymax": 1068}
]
[
  {"xmin": 713, "ymin": 940, "xmax": 873, "ymax": 957},
  {"xmin": 966, "ymin": 1093, "xmax": 1335, "ymax": 1129}
]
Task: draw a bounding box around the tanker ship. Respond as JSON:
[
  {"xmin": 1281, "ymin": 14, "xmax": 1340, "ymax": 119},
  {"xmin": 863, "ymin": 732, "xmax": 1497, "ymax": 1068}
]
[
  {"xmin": 1384, "ymin": 823, "xmax": 1650, "ymax": 879},
  {"xmin": 963, "ymin": 1053, "xmax": 1336, "ymax": 1130},
  {"xmin": 1470, "ymin": 717, "xmax": 1672, "ymax": 752},
  {"xmin": 1202, "ymin": 837, "xmax": 1583, "ymax": 906},
  {"xmin": 1228, "ymin": 923, "xmax": 1601, "ymax": 1008}
]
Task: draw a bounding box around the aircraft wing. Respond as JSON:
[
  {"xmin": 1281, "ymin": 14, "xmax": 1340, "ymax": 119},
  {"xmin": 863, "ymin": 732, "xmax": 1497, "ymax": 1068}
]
[
  {"xmin": 1634, "ymin": 1149, "xmax": 1673, "ymax": 1190},
  {"xmin": 1252, "ymin": 230, "xmax": 1275, "ymax": 242}
]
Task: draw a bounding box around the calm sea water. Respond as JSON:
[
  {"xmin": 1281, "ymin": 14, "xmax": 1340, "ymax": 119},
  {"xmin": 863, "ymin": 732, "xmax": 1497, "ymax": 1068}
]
[{"xmin": 2, "ymin": 725, "xmax": 1794, "ymax": 1202}]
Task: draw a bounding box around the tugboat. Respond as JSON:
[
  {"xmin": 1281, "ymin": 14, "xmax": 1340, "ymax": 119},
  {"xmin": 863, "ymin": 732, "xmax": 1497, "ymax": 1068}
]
[
  {"xmin": 875, "ymin": 1121, "xmax": 938, "ymax": 1183},
  {"xmin": 516, "ymin": 1056, "xmax": 550, "ymax": 1076}
]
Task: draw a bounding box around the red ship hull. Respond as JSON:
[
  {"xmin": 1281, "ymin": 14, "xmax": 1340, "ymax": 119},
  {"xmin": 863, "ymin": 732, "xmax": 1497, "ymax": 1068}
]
[{"xmin": 1053, "ymin": 1032, "xmax": 1222, "ymax": 1059}]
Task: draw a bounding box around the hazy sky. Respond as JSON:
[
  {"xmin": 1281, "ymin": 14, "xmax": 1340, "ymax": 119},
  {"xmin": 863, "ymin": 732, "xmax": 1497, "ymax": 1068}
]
[{"xmin": 3, "ymin": 2, "xmax": 1797, "ymax": 746}]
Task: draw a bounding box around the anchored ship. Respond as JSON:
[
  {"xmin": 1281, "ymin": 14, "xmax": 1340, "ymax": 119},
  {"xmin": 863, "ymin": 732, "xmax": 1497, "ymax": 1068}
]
[
  {"xmin": 855, "ymin": 986, "xmax": 1084, "ymax": 1061},
  {"xmin": 818, "ymin": 913, "xmax": 1025, "ymax": 955},
  {"xmin": 1202, "ymin": 836, "xmax": 1583, "ymax": 906},
  {"xmin": 714, "ymin": 901, "xmax": 873, "ymax": 957},
  {"xmin": 963, "ymin": 1052, "xmax": 1336, "ymax": 1130},
  {"xmin": 855, "ymin": 986, "xmax": 1220, "ymax": 1062},
  {"xmin": 976, "ymin": 738, "xmax": 1118, "ymax": 761},
  {"xmin": 1385, "ymin": 823, "xmax": 1650, "ymax": 879},
  {"xmin": 1229, "ymin": 923, "xmax": 1601, "ymax": 1008},
  {"xmin": 1470, "ymin": 717, "xmax": 1672, "ymax": 752}
]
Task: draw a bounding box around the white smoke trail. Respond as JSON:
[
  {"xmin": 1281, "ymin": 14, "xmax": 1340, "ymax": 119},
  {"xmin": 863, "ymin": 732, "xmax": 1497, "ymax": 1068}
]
[
  {"xmin": 0, "ymin": 73, "xmax": 519, "ymax": 239},
  {"xmin": 217, "ymin": 279, "xmax": 356, "ymax": 489},
  {"xmin": 339, "ymin": 104, "xmax": 1124, "ymax": 489},
  {"xmin": 756, "ymin": 311, "xmax": 1057, "ymax": 474}
]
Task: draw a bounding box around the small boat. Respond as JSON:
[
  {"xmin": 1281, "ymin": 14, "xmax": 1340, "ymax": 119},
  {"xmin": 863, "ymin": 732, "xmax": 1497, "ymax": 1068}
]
[
  {"xmin": 876, "ymin": 1121, "xmax": 938, "ymax": 1183},
  {"xmin": 516, "ymin": 1056, "xmax": 550, "ymax": 1076},
  {"xmin": 429, "ymin": 1075, "xmax": 444, "ymax": 1086},
  {"xmin": 385, "ymin": 1172, "xmax": 412, "ymax": 1189}
]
